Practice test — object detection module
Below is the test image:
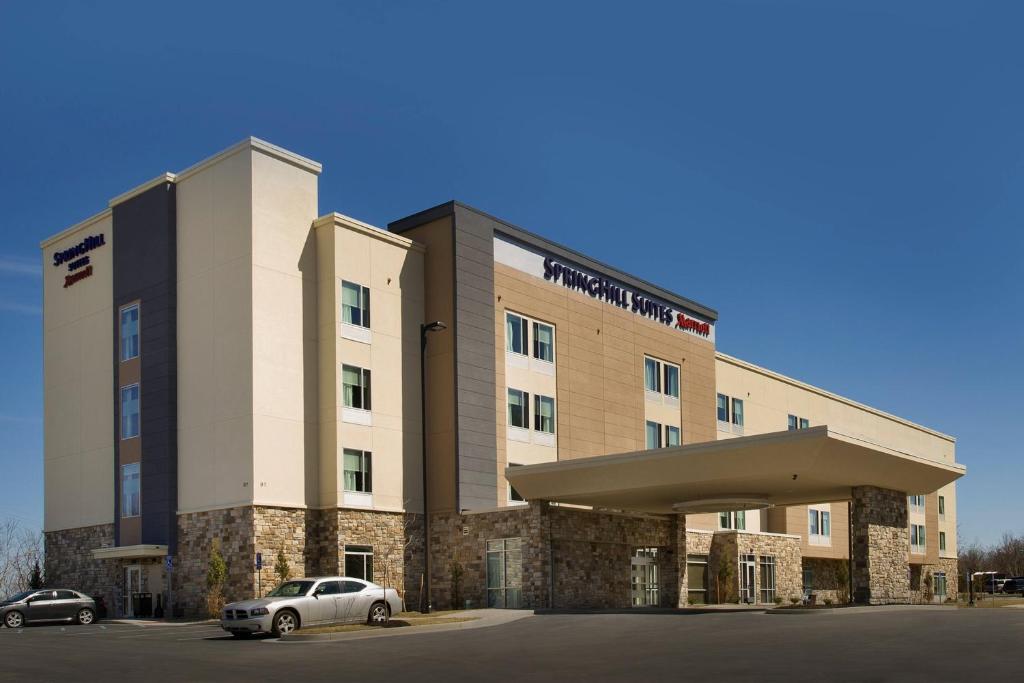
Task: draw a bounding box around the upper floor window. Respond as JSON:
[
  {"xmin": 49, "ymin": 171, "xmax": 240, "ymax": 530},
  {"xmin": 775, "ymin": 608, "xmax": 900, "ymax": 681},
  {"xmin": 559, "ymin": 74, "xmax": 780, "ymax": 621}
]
[
  {"xmin": 534, "ymin": 395, "xmax": 555, "ymax": 434},
  {"xmin": 645, "ymin": 357, "xmax": 680, "ymax": 399},
  {"xmin": 909, "ymin": 495, "xmax": 925, "ymax": 511},
  {"xmin": 788, "ymin": 415, "xmax": 810, "ymax": 430},
  {"xmin": 342, "ymin": 365, "xmax": 372, "ymax": 410},
  {"xmin": 719, "ymin": 510, "xmax": 746, "ymax": 530},
  {"xmin": 343, "ymin": 449, "xmax": 372, "ymax": 493},
  {"xmin": 121, "ymin": 462, "xmax": 140, "ymax": 517},
  {"xmin": 506, "ymin": 313, "xmax": 528, "ymax": 356},
  {"xmin": 938, "ymin": 495, "xmax": 945, "ymax": 518},
  {"xmin": 808, "ymin": 508, "xmax": 831, "ymax": 538},
  {"xmin": 910, "ymin": 524, "xmax": 926, "ymax": 553},
  {"xmin": 533, "ymin": 322, "xmax": 554, "ymax": 363},
  {"xmin": 939, "ymin": 531, "xmax": 947, "ymax": 552},
  {"xmin": 341, "ymin": 281, "xmax": 370, "ymax": 328},
  {"xmin": 120, "ymin": 304, "xmax": 139, "ymax": 361},
  {"xmin": 120, "ymin": 384, "xmax": 140, "ymax": 439},
  {"xmin": 717, "ymin": 394, "xmax": 744, "ymax": 426},
  {"xmin": 508, "ymin": 389, "xmax": 530, "ymax": 429},
  {"xmin": 665, "ymin": 425, "xmax": 681, "ymax": 447},
  {"xmin": 645, "ymin": 420, "xmax": 662, "ymax": 449}
]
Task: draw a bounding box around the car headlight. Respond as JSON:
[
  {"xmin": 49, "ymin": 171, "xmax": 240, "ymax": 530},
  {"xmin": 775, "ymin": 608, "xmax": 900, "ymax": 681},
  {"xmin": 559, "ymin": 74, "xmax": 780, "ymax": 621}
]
[{"xmin": 249, "ymin": 607, "xmax": 269, "ymax": 616}]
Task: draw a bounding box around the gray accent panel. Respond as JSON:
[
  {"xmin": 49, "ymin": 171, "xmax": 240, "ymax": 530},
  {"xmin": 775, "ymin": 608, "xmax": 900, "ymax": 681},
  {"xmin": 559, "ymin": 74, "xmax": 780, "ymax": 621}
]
[
  {"xmin": 112, "ymin": 182, "xmax": 178, "ymax": 553},
  {"xmin": 450, "ymin": 205, "xmax": 498, "ymax": 511},
  {"xmin": 389, "ymin": 200, "xmax": 718, "ymax": 321}
]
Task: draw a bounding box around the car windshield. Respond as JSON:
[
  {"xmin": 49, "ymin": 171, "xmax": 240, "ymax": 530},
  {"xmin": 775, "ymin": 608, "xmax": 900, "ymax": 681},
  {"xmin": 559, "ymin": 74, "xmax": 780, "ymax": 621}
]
[
  {"xmin": 3, "ymin": 591, "xmax": 34, "ymax": 603},
  {"xmin": 267, "ymin": 581, "xmax": 314, "ymax": 597}
]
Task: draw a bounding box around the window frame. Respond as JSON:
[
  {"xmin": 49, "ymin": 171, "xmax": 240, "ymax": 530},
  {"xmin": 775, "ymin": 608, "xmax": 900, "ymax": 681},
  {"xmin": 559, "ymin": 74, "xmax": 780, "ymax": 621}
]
[
  {"xmin": 719, "ymin": 510, "xmax": 746, "ymax": 530},
  {"xmin": 731, "ymin": 398, "xmax": 744, "ymax": 426},
  {"xmin": 533, "ymin": 394, "xmax": 555, "ymax": 434},
  {"xmin": 341, "ymin": 365, "xmax": 372, "ymax": 411},
  {"xmin": 663, "ymin": 363, "xmax": 680, "ymax": 399},
  {"xmin": 532, "ymin": 321, "xmax": 555, "ymax": 363},
  {"xmin": 910, "ymin": 523, "xmax": 926, "ymax": 553},
  {"xmin": 645, "ymin": 420, "xmax": 662, "ymax": 449},
  {"xmin": 121, "ymin": 462, "xmax": 140, "ymax": 518},
  {"xmin": 507, "ymin": 388, "xmax": 530, "ymax": 429},
  {"xmin": 939, "ymin": 531, "xmax": 946, "ymax": 552},
  {"xmin": 120, "ymin": 383, "xmax": 140, "ymax": 440},
  {"xmin": 644, "ymin": 357, "xmax": 661, "ymax": 393},
  {"xmin": 341, "ymin": 280, "xmax": 371, "ymax": 329},
  {"xmin": 119, "ymin": 302, "xmax": 140, "ymax": 362},
  {"xmin": 342, "ymin": 448, "xmax": 372, "ymax": 493},
  {"xmin": 717, "ymin": 393, "xmax": 730, "ymax": 422},
  {"xmin": 938, "ymin": 495, "xmax": 945, "ymax": 518},
  {"xmin": 505, "ymin": 312, "xmax": 529, "ymax": 356},
  {"xmin": 665, "ymin": 425, "xmax": 681, "ymax": 447},
  {"xmin": 343, "ymin": 545, "xmax": 373, "ymax": 582}
]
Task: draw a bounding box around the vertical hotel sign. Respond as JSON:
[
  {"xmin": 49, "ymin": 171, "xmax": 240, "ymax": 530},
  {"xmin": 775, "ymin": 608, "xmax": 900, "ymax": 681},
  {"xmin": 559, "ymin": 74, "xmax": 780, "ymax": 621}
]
[{"xmin": 53, "ymin": 233, "xmax": 106, "ymax": 288}]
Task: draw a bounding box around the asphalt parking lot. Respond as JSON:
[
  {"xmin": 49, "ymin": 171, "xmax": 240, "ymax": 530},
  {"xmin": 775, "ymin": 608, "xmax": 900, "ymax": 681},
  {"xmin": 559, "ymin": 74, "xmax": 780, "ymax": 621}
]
[{"xmin": 1, "ymin": 608, "xmax": 1022, "ymax": 682}]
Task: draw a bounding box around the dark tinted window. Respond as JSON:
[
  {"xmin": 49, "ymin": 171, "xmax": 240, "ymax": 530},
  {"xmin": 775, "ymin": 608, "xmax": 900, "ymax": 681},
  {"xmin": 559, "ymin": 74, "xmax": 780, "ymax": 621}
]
[
  {"xmin": 55, "ymin": 591, "xmax": 80, "ymax": 600},
  {"xmin": 31, "ymin": 591, "xmax": 56, "ymax": 602},
  {"xmin": 314, "ymin": 581, "xmax": 342, "ymax": 596},
  {"xmin": 341, "ymin": 581, "xmax": 365, "ymax": 594}
]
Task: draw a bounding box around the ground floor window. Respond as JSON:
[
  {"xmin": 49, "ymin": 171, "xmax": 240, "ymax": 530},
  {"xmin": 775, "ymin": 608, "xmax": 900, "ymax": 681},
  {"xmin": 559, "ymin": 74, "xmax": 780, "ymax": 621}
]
[
  {"xmin": 344, "ymin": 545, "xmax": 373, "ymax": 581},
  {"xmin": 631, "ymin": 548, "xmax": 659, "ymax": 607},
  {"xmin": 759, "ymin": 556, "xmax": 776, "ymax": 604},
  {"xmin": 802, "ymin": 568, "xmax": 813, "ymax": 599},
  {"xmin": 486, "ymin": 538, "xmax": 522, "ymax": 608},
  {"xmin": 933, "ymin": 571, "xmax": 947, "ymax": 602},
  {"xmin": 739, "ymin": 554, "xmax": 756, "ymax": 603},
  {"xmin": 687, "ymin": 554, "xmax": 709, "ymax": 604}
]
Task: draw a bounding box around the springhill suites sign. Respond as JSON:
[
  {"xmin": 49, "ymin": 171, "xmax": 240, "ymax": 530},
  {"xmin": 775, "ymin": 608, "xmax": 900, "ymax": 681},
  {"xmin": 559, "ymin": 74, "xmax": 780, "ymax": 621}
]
[
  {"xmin": 52, "ymin": 233, "xmax": 106, "ymax": 288},
  {"xmin": 493, "ymin": 235, "xmax": 714, "ymax": 341}
]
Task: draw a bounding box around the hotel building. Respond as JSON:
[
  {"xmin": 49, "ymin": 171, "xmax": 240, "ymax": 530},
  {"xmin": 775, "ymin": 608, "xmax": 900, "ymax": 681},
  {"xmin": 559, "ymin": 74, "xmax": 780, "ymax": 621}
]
[{"xmin": 42, "ymin": 139, "xmax": 963, "ymax": 617}]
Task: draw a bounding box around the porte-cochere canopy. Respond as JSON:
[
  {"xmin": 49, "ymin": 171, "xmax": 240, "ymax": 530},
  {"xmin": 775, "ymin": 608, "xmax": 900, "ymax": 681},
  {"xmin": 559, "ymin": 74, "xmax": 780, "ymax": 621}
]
[{"xmin": 505, "ymin": 426, "xmax": 965, "ymax": 514}]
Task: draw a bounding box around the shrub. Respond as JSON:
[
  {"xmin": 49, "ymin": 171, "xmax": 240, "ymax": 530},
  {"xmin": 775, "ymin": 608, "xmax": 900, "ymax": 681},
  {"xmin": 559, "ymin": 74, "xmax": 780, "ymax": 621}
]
[
  {"xmin": 790, "ymin": 597, "xmax": 800, "ymax": 605},
  {"xmin": 773, "ymin": 596, "xmax": 783, "ymax": 605},
  {"xmin": 823, "ymin": 597, "xmax": 834, "ymax": 606},
  {"xmin": 205, "ymin": 540, "xmax": 228, "ymax": 618},
  {"xmin": 274, "ymin": 549, "xmax": 291, "ymax": 585},
  {"xmin": 450, "ymin": 561, "xmax": 464, "ymax": 610}
]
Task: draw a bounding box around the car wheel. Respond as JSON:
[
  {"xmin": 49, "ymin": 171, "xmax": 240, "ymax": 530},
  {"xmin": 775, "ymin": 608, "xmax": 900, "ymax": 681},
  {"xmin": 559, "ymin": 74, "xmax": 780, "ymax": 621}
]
[
  {"xmin": 4, "ymin": 611, "xmax": 24, "ymax": 629},
  {"xmin": 75, "ymin": 608, "xmax": 96, "ymax": 625},
  {"xmin": 271, "ymin": 610, "xmax": 298, "ymax": 636},
  {"xmin": 367, "ymin": 601, "xmax": 390, "ymax": 625}
]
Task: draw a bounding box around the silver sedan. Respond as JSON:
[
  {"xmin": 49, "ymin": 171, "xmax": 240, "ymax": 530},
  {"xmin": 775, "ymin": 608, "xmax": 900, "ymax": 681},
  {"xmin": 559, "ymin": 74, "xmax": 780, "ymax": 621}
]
[{"xmin": 220, "ymin": 577, "xmax": 403, "ymax": 637}]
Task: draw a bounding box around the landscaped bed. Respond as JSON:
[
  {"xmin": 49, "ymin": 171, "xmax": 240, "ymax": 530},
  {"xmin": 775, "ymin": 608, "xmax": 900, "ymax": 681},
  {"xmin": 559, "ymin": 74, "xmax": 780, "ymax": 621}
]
[{"xmin": 297, "ymin": 614, "xmax": 478, "ymax": 635}]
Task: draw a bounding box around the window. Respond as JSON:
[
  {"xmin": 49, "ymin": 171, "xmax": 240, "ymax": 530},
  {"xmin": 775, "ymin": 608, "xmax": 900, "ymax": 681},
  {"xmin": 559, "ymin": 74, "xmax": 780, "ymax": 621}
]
[
  {"xmin": 809, "ymin": 508, "xmax": 831, "ymax": 543},
  {"xmin": 687, "ymin": 554, "xmax": 709, "ymax": 605},
  {"xmin": 759, "ymin": 556, "xmax": 776, "ymax": 604},
  {"xmin": 508, "ymin": 389, "xmax": 530, "ymax": 429},
  {"xmin": 789, "ymin": 415, "xmax": 810, "ymax": 431},
  {"xmin": 486, "ymin": 538, "xmax": 523, "ymax": 608},
  {"xmin": 717, "ymin": 394, "xmax": 729, "ymax": 422},
  {"xmin": 120, "ymin": 384, "xmax": 140, "ymax": 439},
  {"xmin": 508, "ymin": 463, "xmax": 525, "ymax": 503},
  {"xmin": 645, "ymin": 357, "xmax": 661, "ymax": 393},
  {"xmin": 645, "ymin": 420, "xmax": 662, "ymax": 449},
  {"xmin": 939, "ymin": 531, "xmax": 946, "ymax": 552},
  {"xmin": 55, "ymin": 590, "xmax": 79, "ymax": 600},
  {"xmin": 343, "ymin": 449, "xmax": 372, "ymax": 493},
  {"xmin": 315, "ymin": 581, "xmax": 342, "ymax": 596},
  {"xmin": 909, "ymin": 495, "xmax": 925, "ymax": 511},
  {"xmin": 731, "ymin": 398, "xmax": 744, "ymax": 426},
  {"xmin": 664, "ymin": 364, "xmax": 680, "ymax": 399},
  {"xmin": 121, "ymin": 462, "xmax": 140, "ymax": 518},
  {"xmin": 911, "ymin": 524, "xmax": 926, "ymax": 553},
  {"xmin": 344, "ymin": 545, "xmax": 373, "ymax": 581},
  {"xmin": 533, "ymin": 322, "xmax": 554, "ymax": 362},
  {"xmin": 341, "ymin": 580, "xmax": 365, "ymax": 594},
  {"xmin": 665, "ymin": 425, "xmax": 681, "ymax": 447},
  {"xmin": 800, "ymin": 418, "xmax": 809, "ymax": 429},
  {"xmin": 342, "ymin": 365, "xmax": 371, "ymax": 410},
  {"xmin": 506, "ymin": 313, "xmax": 528, "ymax": 355},
  {"xmin": 534, "ymin": 395, "xmax": 555, "ymax": 434},
  {"xmin": 719, "ymin": 510, "xmax": 746, "ymax": 530},
  {"xmin": 120, "ymin": 304, "xmax": 139, "ymax": 361},
  {"xmin": 933, "ymin": 572, "xmax": 947, "ymax": 601},
  {"xmin": 341, "ymin": 281, "xmax": 370, "ymax": 328},
  {"xmin": 938, "ymin": 496, "xmax": 945, "ymax": 517}
]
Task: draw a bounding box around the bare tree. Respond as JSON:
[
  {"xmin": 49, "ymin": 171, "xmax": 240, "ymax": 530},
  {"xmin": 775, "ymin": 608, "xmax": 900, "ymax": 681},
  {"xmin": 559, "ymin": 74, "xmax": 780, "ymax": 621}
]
[{"xmin": 0, "ymin": 517, "xmax": 43, "ymax": 598}]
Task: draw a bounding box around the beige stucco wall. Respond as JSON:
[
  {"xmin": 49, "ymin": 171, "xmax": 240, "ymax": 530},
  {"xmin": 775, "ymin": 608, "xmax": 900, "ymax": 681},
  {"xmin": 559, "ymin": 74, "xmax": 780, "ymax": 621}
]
[
  {"xmin": 716, "ymin": 352, "xmax": 958, "ymax": 559},
  {"xmin": 42, "ymin": 211, "xmax": 115, "ymax": 531},
  {"xmin": 493, "ymin": 263, "xmax": 717, "ymax": 507},
  {"xmin": 315, "ymin": 214, "xmax": 425, "ymax": 513}
]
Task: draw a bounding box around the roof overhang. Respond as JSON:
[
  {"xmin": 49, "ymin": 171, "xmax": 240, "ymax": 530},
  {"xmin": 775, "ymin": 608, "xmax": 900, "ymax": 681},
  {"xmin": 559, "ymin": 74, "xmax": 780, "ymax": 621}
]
[
  {"xmin": 506, "ymin": 426, "xmax": 965, "ymax": 514},
  {"xmin": 91, "ymin": 545, "xmax": 168, "ymax": 561}
]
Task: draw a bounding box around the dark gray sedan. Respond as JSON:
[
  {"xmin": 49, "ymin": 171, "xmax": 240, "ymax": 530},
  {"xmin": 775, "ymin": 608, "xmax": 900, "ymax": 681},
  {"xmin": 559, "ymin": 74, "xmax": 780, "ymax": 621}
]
[{"xmin": 1, "ymin": 589, "xmax": 98, "ymax": 628}]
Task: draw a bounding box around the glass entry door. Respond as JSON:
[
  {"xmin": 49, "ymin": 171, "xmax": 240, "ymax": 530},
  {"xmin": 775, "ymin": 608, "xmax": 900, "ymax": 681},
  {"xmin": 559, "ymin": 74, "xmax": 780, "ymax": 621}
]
[
  {"xmin": 739, "ymin": 555, "xmax": 756, "ymax": 604},
  {"xmin": 123, "ymin": 565, "xmax": 142, "ymax": 617},
  {"xmin": 631, "ymin": 548, "xmax": 659, "ymax": 607}
]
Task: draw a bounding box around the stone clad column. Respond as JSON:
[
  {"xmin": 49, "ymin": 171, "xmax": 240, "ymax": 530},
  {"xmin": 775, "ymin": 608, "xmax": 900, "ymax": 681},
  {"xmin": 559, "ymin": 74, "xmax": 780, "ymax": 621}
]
[
  {"xmin": 851, "ymin": 486, "xmax": 910, "ymax": 604},
  {"xmin": 675, "ymin": 514, "xmax": 688, "ymax": 607}
]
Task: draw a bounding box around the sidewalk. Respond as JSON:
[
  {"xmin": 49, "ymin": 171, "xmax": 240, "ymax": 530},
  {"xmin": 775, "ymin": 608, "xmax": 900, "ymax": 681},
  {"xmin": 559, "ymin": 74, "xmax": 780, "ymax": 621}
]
[{"xmin": 278, "ymin": 609, "xmax": 532, "ymax": 642}]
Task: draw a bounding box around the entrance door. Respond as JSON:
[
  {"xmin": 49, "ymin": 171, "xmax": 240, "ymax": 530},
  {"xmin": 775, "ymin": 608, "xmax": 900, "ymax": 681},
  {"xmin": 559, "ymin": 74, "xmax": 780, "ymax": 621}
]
[
  {"xmin": 124, "ymin": 565, "xmax": 142, "ymax": 617},
  {"xmin": 739, "ymin": 555, "xmax": 756, "ymax": 604},
  {"xmin": 631, "ymin": 548, "xmax": 660, "ymax": 607}
]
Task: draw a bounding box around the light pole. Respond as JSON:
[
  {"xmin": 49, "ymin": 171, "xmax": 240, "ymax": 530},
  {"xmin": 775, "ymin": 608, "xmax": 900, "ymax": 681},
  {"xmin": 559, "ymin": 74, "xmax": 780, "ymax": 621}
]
[{"xmin": 420, "ymin": 321, "xmax": 446, "ymax": 614}]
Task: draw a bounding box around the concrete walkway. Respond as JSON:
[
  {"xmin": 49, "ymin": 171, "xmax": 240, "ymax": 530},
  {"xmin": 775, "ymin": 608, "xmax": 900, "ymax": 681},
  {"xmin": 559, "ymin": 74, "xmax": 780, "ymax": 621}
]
[{"xmin": 278, "ymin": 609, "xmax": 532, "ymax": 642}]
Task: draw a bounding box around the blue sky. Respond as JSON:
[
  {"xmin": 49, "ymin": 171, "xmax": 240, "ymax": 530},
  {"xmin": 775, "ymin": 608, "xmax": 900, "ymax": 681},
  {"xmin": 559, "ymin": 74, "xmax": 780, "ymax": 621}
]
[{"xmin": 1, "ymin": 1, "xmax": 1020, "ymax": 546}]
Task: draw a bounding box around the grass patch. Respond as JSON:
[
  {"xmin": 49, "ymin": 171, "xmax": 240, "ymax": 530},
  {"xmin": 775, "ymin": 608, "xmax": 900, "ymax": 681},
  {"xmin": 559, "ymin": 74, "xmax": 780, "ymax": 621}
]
[
  {"xmin": 298, "ymin": 616, "xmax": 477, "ymax": 635},
  {"xmin": 958, "ymin": 596, "xmax": 1024, "ymax": 609}
]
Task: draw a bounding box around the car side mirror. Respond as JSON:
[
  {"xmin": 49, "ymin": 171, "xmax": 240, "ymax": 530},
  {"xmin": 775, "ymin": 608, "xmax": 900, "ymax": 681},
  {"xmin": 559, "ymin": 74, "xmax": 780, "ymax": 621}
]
[{"xmin": 313, "ymin": 593, "xmax": 319, "ymax": 599}]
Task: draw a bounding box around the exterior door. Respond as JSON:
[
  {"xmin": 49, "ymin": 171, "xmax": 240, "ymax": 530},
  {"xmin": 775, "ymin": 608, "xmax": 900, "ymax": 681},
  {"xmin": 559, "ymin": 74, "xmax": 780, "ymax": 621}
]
[
  {"xmin": 124, "ymin": 565, "xmax": 142, "ymax": 617},
  {"xmin": 739, "ymin": 555, "xmax": 756, "ymax": 603},
  {"xmin": 631, "ymin": 548, "xmax": 660, "ymax": 607},
  {"xmin": 27, "ymin": 590, "xmax": 57, "ymax": 621},
  {"xmin": 340, "ymin": 580, "xmax": 370, "ymax": 622},
  {"xmin": 312, "ymin": 581, "xmax": 342, "ymax": 624}
]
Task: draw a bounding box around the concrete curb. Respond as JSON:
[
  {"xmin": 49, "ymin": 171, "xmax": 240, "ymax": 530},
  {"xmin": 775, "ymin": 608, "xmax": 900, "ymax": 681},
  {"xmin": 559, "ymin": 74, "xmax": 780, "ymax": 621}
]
[
  {"xmin": 279, "ymin": 609, "xmax": 532, "ymax": 642},
  {"xmin": 766, "ymin": 605, "xmax": 959, "ymax": 615},
  {"xmin": 105, "ymin": 619, "xmax": 218, "ymax": 627},
  {"xmin": 534, "ymin": 607, "xmax": 767, "ymax": 615}
]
